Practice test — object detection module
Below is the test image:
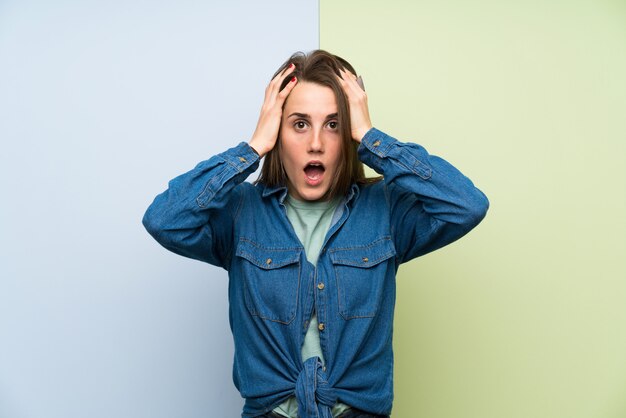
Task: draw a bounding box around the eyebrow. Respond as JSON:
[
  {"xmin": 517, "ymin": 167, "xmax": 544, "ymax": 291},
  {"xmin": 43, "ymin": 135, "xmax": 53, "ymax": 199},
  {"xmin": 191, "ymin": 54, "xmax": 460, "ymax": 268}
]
[{"xmin": 288, "ymin": 112, "xmax": 338, "ymax": 120}]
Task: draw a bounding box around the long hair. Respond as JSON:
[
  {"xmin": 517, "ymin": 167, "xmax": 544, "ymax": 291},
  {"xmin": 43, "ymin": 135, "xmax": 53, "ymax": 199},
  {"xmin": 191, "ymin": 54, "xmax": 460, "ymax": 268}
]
[{"xmin": 255, "ymin": 50, "xmax": 381, "ymax": 199}]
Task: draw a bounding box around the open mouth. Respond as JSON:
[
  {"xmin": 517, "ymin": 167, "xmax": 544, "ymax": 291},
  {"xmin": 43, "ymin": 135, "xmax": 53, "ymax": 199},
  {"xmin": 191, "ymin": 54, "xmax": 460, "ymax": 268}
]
[{"xmin": 304, "ymin": 161, "xmax": 325, "ymax": 185}]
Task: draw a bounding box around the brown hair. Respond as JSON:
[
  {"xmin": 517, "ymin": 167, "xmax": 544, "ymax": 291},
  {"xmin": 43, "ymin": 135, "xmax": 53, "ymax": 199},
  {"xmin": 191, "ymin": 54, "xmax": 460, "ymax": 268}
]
[{"xmin": 255, "ymin": 49, "xmax": 380, "ymax": 200}]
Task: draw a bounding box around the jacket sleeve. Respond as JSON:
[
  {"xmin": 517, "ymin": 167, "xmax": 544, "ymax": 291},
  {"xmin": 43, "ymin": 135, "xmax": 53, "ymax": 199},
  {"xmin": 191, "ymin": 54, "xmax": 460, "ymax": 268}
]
[
  {"xmin": 357, "ymin": 128, "xmax": 489, "ymax": 263},
  {"xmin": 142, "ymin": 142, "xmax": 260, "ymax": 268}
]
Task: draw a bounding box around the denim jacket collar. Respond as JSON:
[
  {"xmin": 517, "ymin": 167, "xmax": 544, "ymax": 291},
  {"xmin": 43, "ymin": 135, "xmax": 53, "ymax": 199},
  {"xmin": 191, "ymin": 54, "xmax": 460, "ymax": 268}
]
[
  {"xmin": 260, "ymin": 183, "xmax": 287, "ymax": 199},
  {"xmin": 260, "ymin": 182, "xmax": 361, "ymax": 205}
]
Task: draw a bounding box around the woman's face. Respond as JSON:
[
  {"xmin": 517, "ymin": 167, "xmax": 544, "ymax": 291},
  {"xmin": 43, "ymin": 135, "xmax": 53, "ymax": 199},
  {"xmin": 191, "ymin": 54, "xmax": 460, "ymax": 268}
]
[{"xmin": 279, "ymin": 81, "xmax": 342, "ymax": 201}]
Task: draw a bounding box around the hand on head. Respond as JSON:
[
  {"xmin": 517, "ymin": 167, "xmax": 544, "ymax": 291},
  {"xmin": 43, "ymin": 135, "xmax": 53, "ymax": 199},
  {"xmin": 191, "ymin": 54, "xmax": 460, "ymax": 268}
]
[
  {"xmin": 337, "ymin": 67, "xmax": 372, "ymax": 143},
  {"xmin": 249, "ymin": 63, "xmax": 298, "ymax": 157}
]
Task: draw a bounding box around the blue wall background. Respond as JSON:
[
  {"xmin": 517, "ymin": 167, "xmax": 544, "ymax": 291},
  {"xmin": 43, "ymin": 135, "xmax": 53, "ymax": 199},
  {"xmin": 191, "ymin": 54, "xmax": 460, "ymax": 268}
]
[{"xmin": 0, "ymin": 1, "xmax": 318, "ymax": 417}]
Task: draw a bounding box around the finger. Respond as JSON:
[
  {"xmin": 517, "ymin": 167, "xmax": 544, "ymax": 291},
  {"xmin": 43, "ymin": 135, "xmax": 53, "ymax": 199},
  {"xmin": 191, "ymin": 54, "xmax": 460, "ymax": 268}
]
[
  {"xmin": 338, "ymin": 67, "xmax": 358, "ymax": 91},
  {"xmin": 262, "ymin": 65, "xmax": 293, "ymax": 102},
  {"xmin": 277, "ymin": 75, "xmax": 298, "ymax": 101},
  {"xmin": 271, "ymin": 63, "xmax": 296, "ymax": 89},
  {"xmin": 264, "ymin": 64, "xmax": 295, "ymax": 101},
  {"xmin": 337, "ymin": 67, "xmax": 349, "ymax": 88},
  {"xmin": 339, "ymin": 67, "xmax": 357, "ymax": 81},
  {"xmin": 338, "ymin": 67, "xmax": 362, "ymax": 97}
]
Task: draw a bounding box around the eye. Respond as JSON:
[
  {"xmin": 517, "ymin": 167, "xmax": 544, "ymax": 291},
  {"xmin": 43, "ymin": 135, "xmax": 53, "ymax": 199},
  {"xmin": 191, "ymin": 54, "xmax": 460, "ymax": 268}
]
[
  {"xmin": 327, "ymin": 120, "xmax": 338, "ymax": 130},
  {"xmin": 294, "ymin": 120, "xmax": 309, "ymax": 130}
]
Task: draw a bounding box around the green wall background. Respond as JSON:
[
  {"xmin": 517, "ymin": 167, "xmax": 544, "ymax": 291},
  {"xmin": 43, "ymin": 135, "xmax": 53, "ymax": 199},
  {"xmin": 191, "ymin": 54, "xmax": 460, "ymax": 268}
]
[{"xmin": 321, "ymin": 1, "xmax": 626, "ymax": 417}]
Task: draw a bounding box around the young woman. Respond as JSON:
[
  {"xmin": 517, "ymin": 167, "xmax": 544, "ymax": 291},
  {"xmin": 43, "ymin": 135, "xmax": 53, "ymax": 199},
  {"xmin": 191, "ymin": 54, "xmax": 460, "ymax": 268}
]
[{"xmin": 143, "ymin": 50, "xmax": 489, "ymax": 418}]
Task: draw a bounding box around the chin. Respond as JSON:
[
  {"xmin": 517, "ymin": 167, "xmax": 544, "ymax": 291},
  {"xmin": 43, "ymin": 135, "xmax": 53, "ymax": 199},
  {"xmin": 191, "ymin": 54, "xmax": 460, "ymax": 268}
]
[{"xmin": 297, "ymin": 187, "xmax": 330, "ymax": 202}]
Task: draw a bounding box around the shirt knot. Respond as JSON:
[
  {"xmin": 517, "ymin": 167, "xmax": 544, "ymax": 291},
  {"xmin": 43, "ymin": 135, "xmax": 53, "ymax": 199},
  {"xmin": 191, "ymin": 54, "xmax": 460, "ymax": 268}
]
[{"xmin": 295, "ymin": 356, "xmax": 337, "ymax": 418}]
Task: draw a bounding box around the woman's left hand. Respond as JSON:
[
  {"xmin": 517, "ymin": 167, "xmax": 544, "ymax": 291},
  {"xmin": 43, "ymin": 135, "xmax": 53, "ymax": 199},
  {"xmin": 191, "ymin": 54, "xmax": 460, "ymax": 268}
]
[{"xmin": 338, "ymin": 67, "xmax": 373, "ymax": 143}]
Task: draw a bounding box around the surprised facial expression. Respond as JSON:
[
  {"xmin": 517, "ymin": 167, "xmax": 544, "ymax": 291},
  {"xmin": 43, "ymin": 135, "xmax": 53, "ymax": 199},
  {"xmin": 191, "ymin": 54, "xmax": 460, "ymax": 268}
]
[{"xmin": 279, "ymin": 82, "xmax": 342, "ymax": 201}]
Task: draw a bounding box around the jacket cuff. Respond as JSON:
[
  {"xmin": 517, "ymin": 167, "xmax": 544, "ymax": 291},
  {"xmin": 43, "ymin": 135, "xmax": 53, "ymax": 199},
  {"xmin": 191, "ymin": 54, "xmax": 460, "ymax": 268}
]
[
  {"xmin": 221, "ymin": 142, "xmax": 261, "ymax": 173},
  {"xmin": 359, "ymin": 127, "xmax": 396, "ymax": 157}
]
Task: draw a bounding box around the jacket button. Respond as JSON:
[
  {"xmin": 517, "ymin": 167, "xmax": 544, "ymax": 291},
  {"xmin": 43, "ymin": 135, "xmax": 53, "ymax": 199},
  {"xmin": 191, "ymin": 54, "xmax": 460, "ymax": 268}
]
[
  {"xmin": 373, "ymin": 140, "xmax": 381, "ymax": 147},
  {"xmin": 318, "ymin": 323, "xmax": 325, "ymax": 331},
  {"xmin": 317, "ymin": 282, "xmax": 325, "ymax": 290},
  {"xmin": 239, "ymin": 156, "xmax": 247, "ymax": 163},
  {"xmin": 266, "ymin": 258, "xmax": 272, "ymax": 265},
  {"xmin": 362, "ymin": 257, "xmax": 369, "ymax": 263}
]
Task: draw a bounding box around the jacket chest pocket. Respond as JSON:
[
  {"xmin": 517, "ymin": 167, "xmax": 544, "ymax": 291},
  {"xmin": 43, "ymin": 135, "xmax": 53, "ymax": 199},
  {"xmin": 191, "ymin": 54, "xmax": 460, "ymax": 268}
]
[
  {"xmin": 235, "ymin": 239, "xmax": 301, "ymax": 324},
  {"xmin": 329, "ymin": 238, "xmax": 396, "ymax": 320}
]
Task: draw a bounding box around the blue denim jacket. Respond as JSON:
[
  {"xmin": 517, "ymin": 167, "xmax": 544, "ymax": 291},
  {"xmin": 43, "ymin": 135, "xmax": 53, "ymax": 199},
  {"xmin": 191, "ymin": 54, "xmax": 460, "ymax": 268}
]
[{"xmin": 143, "ymin": 128, "xmax": 489, "ymax": 417}]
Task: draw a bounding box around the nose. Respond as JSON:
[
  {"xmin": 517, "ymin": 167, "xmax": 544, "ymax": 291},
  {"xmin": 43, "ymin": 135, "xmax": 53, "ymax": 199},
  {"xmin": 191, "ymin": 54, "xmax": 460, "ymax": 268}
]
[{"xmin": 307, "ymin": 128, "xmax": 324, "ymax": 153}]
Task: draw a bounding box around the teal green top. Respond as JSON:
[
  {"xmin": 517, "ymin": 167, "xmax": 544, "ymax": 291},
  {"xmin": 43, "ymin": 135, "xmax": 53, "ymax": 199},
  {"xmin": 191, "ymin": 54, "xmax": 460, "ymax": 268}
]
[{"xmin": 273, "ymin": 195, "xmax": 351, "ymax": 418}]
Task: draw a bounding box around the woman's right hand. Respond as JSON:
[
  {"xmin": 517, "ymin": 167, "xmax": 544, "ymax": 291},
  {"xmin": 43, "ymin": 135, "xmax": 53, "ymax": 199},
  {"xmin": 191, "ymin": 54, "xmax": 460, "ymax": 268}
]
[{"xmin": 248, "ymin": 63, "xmax": 298, "ymax": 157}]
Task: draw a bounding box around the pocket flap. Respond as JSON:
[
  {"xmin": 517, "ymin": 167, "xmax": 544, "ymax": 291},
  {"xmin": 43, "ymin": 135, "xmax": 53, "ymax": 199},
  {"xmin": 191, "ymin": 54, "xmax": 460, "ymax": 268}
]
[
  {"xmin": 236, "ymin": 239, "xmax": 301, "ymax": 269},
  {"xmin": 329, "ymin": 237, "xmax": 396, "ymax": 268}
]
